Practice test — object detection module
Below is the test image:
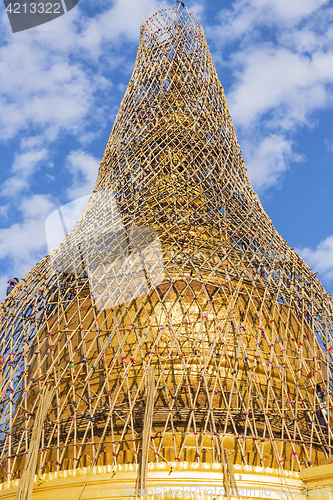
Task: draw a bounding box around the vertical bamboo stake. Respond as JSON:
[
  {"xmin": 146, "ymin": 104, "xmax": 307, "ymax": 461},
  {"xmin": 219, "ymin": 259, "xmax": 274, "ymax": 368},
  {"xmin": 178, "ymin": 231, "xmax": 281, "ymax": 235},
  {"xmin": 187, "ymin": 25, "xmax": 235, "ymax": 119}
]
[
  {"xmin": 222, "ymin": 449, "xmax": 230, "ymax": 497},
  {"xmin": 15, "ymin": 387, "xmax": 53, "ymax": 500},
  {"xmin": 226, "ymin": 449, "xmax": 239, "ymax": 497},
  {"xmin": 136, "ymin": 366, "xmax": 155, "ymax": 498}
]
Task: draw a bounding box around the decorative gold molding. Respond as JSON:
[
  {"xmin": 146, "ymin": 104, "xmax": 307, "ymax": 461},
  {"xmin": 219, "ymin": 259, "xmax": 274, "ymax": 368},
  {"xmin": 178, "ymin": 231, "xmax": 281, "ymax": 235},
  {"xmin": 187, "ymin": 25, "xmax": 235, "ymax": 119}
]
[{"xmin": 0, "ymin": 462, "xmax": 301, "ymax": 492}]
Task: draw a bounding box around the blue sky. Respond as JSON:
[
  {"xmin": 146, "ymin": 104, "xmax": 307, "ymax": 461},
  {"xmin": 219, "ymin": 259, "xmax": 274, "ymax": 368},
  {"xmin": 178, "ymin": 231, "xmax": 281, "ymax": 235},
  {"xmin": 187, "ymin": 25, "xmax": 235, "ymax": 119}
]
[{"xmin": 0, "ymin": 0, "xmax": 333, "ymax": 300}]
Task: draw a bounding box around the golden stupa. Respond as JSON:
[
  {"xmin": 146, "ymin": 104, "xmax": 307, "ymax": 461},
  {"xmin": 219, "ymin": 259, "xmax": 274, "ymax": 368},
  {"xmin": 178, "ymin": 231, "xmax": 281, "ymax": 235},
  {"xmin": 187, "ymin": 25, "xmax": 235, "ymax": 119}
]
[{"xmin": 0, "ymin": 4, "xmax": 332, "ymax": 500}]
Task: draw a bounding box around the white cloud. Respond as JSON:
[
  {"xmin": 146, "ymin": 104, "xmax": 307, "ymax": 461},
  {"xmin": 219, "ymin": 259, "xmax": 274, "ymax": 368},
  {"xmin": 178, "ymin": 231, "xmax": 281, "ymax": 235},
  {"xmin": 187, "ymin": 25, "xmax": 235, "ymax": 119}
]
[
  {"xmin": 325, "ymin": 139, "xmax": 333, "ymax": 152},
  {"xmin": 1, "ymin": 148, "xmax": 49, "ymax": 196},
  {"xmin": 242, "ymin": 134, "xmax": 303, "ymax": 191},
  {"xmin": 70, "ymin": 0, "xmax": 169, "ymax": 56},
  {"xmin": 0, "ymin": 194, "xmax": 55, "ymax": 275},
  {"xmin": 0, "ymin": 206, "xmax": 8, "ymax": 217},
  {"xmin": 228, "ymin": 46, "xmax": 333, "ymax": 131},
  {"xmin": 0, "ymin": 193, "xmax": 56, "ymax": 300},
  {"xmin": 1, "ymin": 177, "xmax": 29, "ymax": 196},
  {"xmin": 65, "ymin": 149, "xmax": 100, "ymax": 200},
  {"xmin": 268, "ymin": 0, "xmax": 329, "ymax": 21},
  {"xmin": 297, "ymin": 235, "xmax": 333, "ymax": 282},
  {"xmin": 209, "ymin": 0, "xmax": 333, "ymax": 190},
  {"xmin": 213, "ymin": 0, "xmax": 330, "ymax": 44},
  {"xmin": 0, "ymin": 37, "xmax": 92, "ymax": 140}
]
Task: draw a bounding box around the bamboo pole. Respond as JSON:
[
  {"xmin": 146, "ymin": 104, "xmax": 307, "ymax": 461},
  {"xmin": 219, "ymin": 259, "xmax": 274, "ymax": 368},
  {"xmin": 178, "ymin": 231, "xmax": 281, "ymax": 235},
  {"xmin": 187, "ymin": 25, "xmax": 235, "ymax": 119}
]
[
  {"xmin": 15, "ymin": 387, "xmax": 53, "ymax": 500},
  {"xmin": 136, "ymin": 366, "xmax": 155, "ymax": 498}
]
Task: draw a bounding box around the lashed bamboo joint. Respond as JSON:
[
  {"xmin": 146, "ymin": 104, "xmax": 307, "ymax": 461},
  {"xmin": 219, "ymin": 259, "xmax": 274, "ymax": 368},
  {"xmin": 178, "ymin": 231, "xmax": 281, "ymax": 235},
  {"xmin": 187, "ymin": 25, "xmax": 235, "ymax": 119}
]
[{"xmin": 0, "ymin": 4, "xmax": 332, "ymax": 494}]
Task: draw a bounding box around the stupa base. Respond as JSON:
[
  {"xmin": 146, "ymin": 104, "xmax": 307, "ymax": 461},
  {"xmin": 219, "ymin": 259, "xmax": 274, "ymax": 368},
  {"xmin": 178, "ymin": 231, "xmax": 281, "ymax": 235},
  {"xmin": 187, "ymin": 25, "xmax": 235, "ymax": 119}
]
[
  {"xmin": 300, "ymin": 462, "xmax": 333, "ymax": 500},
  {"xmin": 0, "ymin": 462, "xmax": 304, "ymax": 500}
]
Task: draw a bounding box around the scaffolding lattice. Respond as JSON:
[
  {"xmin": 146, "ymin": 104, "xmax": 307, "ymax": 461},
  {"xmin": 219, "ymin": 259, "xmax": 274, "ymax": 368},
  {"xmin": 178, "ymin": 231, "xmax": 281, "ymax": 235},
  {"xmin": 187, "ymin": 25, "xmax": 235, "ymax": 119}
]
[{"xmin": 0, "ymin": 4, "xmax": 332, "ymax": 485}]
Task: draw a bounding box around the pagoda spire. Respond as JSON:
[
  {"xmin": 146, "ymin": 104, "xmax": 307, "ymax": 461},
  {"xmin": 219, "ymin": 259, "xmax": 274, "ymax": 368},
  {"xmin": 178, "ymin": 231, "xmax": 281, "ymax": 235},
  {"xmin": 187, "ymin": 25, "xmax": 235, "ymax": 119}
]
[{"xmin": 0, "ymin": 7, "xmax": 332, "ymax": 494}]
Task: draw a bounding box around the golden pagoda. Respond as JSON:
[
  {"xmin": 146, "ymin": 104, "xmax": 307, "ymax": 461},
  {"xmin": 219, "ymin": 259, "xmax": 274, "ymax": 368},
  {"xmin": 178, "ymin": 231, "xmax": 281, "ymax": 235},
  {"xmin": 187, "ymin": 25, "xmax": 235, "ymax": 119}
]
[{"xmin": 0, "ymin": 4, "xmax": 332, "ymax": 500}]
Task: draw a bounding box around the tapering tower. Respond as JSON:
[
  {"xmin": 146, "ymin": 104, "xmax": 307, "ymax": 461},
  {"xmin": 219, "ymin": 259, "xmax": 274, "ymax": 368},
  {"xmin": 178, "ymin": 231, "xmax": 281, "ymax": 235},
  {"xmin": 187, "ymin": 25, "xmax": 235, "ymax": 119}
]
[{"xmin": 0, "ymin": 4, "xmax": 332, "ymax": 500}]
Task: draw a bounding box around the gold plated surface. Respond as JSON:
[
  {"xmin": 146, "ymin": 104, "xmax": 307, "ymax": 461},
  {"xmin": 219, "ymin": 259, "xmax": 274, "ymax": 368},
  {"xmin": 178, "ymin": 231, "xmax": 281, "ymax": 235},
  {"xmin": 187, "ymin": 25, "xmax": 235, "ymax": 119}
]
[{"xmin": 0, "ymin": 5, "xmax": 332, "ymax": 488}]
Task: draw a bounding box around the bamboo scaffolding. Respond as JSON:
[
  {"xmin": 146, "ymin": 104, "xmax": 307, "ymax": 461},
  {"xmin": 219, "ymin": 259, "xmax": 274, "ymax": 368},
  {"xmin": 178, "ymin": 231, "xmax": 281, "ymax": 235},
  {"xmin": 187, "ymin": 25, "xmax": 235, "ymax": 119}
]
[
  {"xmin": 0, "ymin": 3, "xmax": 331, "ymax": 487},
  {"xmin": 15, "ymin": 387, "xmax": 53, "ymax": 500},
  {"xmin": 136, "ymin": 366, "xmax": 155, "ymax": 498}
]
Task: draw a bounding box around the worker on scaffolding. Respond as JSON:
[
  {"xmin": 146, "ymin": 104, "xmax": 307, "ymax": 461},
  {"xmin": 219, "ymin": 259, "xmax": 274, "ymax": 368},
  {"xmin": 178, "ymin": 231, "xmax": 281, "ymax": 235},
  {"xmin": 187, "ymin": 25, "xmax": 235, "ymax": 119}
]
[
  {"xmin": 316, "ymin": 384, "xmax": 329, "ymax": 433},
  {"xmin": 6, "ymin": 278, "xmax": 19, "ymax": 296}
]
